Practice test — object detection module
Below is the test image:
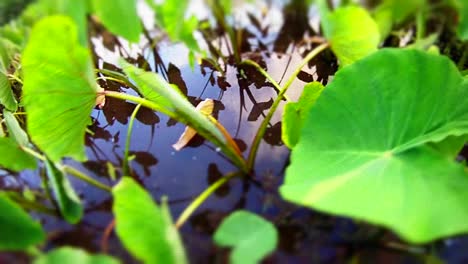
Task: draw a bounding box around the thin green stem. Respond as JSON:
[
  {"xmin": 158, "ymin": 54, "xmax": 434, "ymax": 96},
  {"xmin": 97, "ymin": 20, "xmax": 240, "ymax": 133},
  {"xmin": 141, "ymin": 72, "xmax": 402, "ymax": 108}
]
[
  {"xmin": 246, "ymin": 42, "xmax": 329, "ymax": 170},
  {"xmin": 122, "ymin": 104, "xmax": 142, "ymax": 175},
  {"xmin": 241, "ymin": 59, "xmax": 291, "ymax": 102},
  {"xmin": 416, "ymin": 10, "xmax": 426, "ymax": 41},
  {"xmin": 175, "ymin": 171, "xmax": 241, "ymax": 228},
  {"xmin": 104, "ymin": 91, "xmax": 176, "ymax": 118},
  {"xmin": 21, "ymin": 146, "xmax": 46, "ymax": 161},
  {"xmin": 62, "ymin": 165, "xmax": 112, "ymax": 192},
  {"xmin": 96, "ymin": 76, "xmax": 129, "ymax": 87}
]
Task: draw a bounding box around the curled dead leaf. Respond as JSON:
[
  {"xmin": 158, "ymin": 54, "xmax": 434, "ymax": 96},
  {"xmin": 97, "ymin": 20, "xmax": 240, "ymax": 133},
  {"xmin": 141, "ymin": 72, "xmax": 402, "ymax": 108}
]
[
  {"xmin": 96, "ymin": 86, "xmax": 106, "ymax": 109},
  {"xmin": 172, "ymin": 99, "xmax": 214, "ymax": 151}
]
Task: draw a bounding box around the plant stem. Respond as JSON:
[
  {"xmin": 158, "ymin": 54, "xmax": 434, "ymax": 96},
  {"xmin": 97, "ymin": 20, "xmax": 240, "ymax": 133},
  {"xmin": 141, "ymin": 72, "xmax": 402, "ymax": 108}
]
[
  {"xmin": 175, "ymin": 171, "xmax": 241, "ymax": 228},
  {"xmin": 62, "ymin": 165, "xmax": 112, "ymax": 192},
  {"xmin": 104, "ymin": 90, "xmax": 176, "ymax": 118},
  {"xmin": 21, "ymin": 146, "xmax": 45, "ymax": 161},
  {"xmin": 246, "ymin": 42, "xmax": 329, "ymax": 171},
  {"xmin": 122, "ymin": 104, "xmax": 142, "ymax": 175},
  {"xmin": 416, "ymin": 10, "xmax": 425, "ymax": 41},
  {"xmin": 241, "ymin": 59, "xmax": 291, "ymax": 102}
]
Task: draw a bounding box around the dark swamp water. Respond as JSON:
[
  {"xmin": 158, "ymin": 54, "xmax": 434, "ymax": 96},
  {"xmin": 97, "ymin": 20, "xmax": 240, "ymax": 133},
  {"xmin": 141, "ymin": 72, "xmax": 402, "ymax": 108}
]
[{"xmin": 2, "ymin": 0, "xmax": 468, "ymax": 263}]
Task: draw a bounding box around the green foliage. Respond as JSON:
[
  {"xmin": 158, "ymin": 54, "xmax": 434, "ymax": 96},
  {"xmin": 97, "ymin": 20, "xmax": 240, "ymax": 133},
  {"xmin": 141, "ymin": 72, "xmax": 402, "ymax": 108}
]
[
  {"xmin": 0, "ymin": 193, "xmax": 45, "ymax": 250},
  {"xmin": 0, "ymin": 38, "xmax": 18, "ymax": 111},
  {"xmin": 34, "ymin": 247, "xmax": 120, "ymax": 264},
  {"xmin": 0, "ymin": 137, "xmax": 36, "ymax": 171},
  {"xmin": 373, "ymin": 0, "xmax": 426, "ymax": 38},
  {"xmin": 145, "ymin": 0, "xmax": 199, "ymax": 51},
  {"xmin": 45, "ymin": 159, "xmax": 83, "ymax": 224},
  {"xmin": 214, "ymin": 210, "xmax": 277, "ymax": 264},
  {"xmin": 112, "ymin": 177, "xmax": 187, "ymax": 264},
  {"xmin": 280, "ymin": 49, "xmax": 468, "ymax": 243},
  {"xmin": 92, "ymin": 0, "xmax": 142, "ymax": 42},
  {"xmin": 321, "ymin": 6, "xmax": 380, "ymax": 67},
  {"xmin": 22, "ymin": 16, "xmax": 98, "ymax": 162},
  {"xmin": 282, "ymin": 82, "xmax": 324, "ymax": 148}
]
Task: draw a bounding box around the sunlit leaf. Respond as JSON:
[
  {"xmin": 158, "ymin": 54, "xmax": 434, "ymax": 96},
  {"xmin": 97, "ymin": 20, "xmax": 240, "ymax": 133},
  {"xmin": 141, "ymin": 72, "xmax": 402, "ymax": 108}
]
[
  {"xmin": 22, "ymin": 16, "xmax": 98, "ymax": 162},
  {"xmin": 34, "ymin": 247, "xmax": 120, "ymax": 264},
  {"xmin": 93, "ymin": 0, "xmax": 142, "ymax": 42},
  {"xmin": 214, "ymin": 210, "xmax": 277, "ymax": 264},
  {"xmin": 280, "ymin": 49, "xmax": 468, "ymax": 243},
  {"xmin": 173, "ymin": 99, "xmax": 214, "ymax": 151},
  {"xmin": 0, "ymin": 137, "xmax": 36, "ymax": 171},
  {"xmin": 0, "ymin": 193, "xmax": 45, "ymax": 250},
  {"xmin": 45, "ymin": 159, "xmax": 83, "ymax": 224},
  {"xmin": 322, "ymin": 6, "xmax": 380, "ymax": 67},
  {"xmin": 112, "ymin": 177, "xmax": 187, "ymax": 264},
  {"xmin": 282, "ymin": 82, "xmax": 324, "ymax": 148},
  {"xmin": 4, "ymin": 110, "xmax": 28, "ymax": 146}
]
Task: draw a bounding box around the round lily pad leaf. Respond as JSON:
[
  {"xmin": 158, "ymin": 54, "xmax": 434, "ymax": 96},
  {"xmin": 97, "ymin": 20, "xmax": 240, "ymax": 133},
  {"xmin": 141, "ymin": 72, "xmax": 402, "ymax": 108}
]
[
  {"xmin": 214, "ymin": 210, "xmax": 277, "ymax": 264},
  {"xmin": 280, "ymin": 49, "xmax": 468, "ymax": 243}
]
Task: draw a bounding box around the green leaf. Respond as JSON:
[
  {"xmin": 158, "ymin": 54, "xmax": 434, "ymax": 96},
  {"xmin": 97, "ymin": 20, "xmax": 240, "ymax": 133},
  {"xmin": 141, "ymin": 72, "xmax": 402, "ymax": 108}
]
[
  {"xmin": 0, "ymin": 137, "xmax": 36, "ymax": 171},
  {"xmin": 120, "ymin": 62, "xmax": 246, "ymax": 170},
  {"xmin": 112, "ymin": 177, "xmax": 187, "ymax": 264},
  {"xmin": 280, "ymin": 49, "xmax": 468, "ymax": 243},
  {"xmin": 373, "ymin": 0, "xmax": 426, "ymax": 38},
  {"xmin": 0, "ymin": 70, "xmax": 17, "ymax": 112},
  {"xmin": 0, "ymin": 193, "xmax": 45, "ymax": 250},
  {"xmin": 214, "ymin": 210, "xmax": 277, "ymax": 264},
  {"xmin": 4, "ymin": 110, "xmax": 29, "ymax": 146},
  {"xmin": 34, "ymin": 247, "xmax": 120, "ymax": 264},
  {"xmin": 323, "ymin": 6, "xmax": 380, "ymax": 67},
  {"xmin": 147, "ymin": 0, "xmax": 199, "ymax": 51},
  {"xmin": 22, "ymin": 16, "xmax": 98, "ymax": 162},
  {"xmin": 45, "ymin": 159, "xmax": 83, "ymax": 224},
  {"xmin": 92, "ymin": 0, "xmax": 142, "ymax": 42},
  {"xmin": 282, "ymin": 82, "xmax": 324, "ymax": 148}
]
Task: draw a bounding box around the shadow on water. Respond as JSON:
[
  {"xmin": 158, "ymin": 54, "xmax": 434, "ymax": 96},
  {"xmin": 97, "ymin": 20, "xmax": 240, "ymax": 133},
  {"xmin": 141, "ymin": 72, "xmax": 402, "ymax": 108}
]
[{"xmin": 1, "ymin": 1, "xmax": 467, "ymax": 263}]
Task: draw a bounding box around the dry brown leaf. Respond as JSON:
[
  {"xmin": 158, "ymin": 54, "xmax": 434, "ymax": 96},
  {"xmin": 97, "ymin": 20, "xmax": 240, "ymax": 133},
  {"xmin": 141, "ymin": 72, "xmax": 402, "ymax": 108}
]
[
  {"xmin": 96, "ymin": 86, "xmax": 106, "ymax": 109},
  {"xmin": 172, "ymin": 99, "xmax": 214, "ymax": 151}
]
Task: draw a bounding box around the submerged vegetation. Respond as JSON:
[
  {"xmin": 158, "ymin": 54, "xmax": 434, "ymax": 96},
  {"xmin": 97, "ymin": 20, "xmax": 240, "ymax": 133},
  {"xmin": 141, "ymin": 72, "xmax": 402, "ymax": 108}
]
[{"xmin": 0, "ymin": 0, "xmax": 468, "ymax": 262}]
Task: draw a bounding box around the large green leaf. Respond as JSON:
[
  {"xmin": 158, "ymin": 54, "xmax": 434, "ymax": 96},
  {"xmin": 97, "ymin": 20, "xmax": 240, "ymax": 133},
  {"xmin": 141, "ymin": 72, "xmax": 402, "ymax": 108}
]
[
  {"xmin": 214, "ymin": 211, "xmax": 277, "ymax": 264},
  {"xmin": 280, "ymin": 49, "xmax": 468, "ymax": 243},
  {"xmin": 45, "ymin": 159, "xmax": 83, "ymax": 224},
  {"xmin": 22, "ymin": 16, "xmax": 98, "ymax": 162},
  {"xmin": 282, "ymin": 82, "xmax": 324, "ymax": 148},
  {"xmin": 321, "ymin": 6, "xmax": 380, "ymax": 67},
  {"xmin": 0, "ymin": 137, "xmax": 36, "ymax": 171},
  {"xmin": 34, "ymin": 247, "xmax": 120, "ymax": 264},
  {"xmin": 112, "ymin": 177, "xmax": 187, "ymax": 264},
  {"xmin": 92, "ymin": 0, "xmax": 142, "ymax": 42},
  {"xmin": 0, "ymin": 193, "xmax": 45, "ymax": 250}
]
